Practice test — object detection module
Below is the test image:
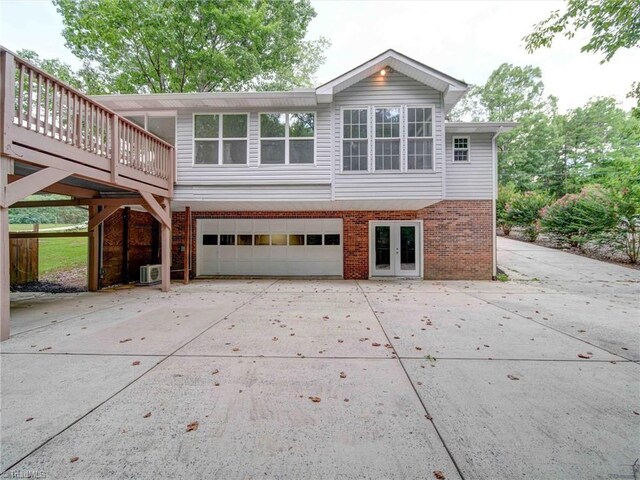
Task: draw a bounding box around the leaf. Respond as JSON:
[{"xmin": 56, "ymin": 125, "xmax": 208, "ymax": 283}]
[
  {"xmin": 132, "ymin": 361, "xmax": 140, "ymax": 366},
  {"xmin": 212, "ymin": 369, "xmax": 219, "ymax": 375},
  {"xmin": 339, "ymin": 372, "xmax": 347, "ymax": 379},
  {"xmin": 232, "ymin": 348, "xmax": 240, "ymax": 352},
  {"xmin": 25, "ymin": 417, "xmax": 34, "ymax": 422},
  {"xmin": 38, "ymin": 347, "xmax": 52, "ymax": 352},
  {"xmin": 577, "ymin": 353, "xmax": 592, "ymax": 359},
  {"xmin": 70, "ymin": 456, "xmax": 79, "ymax": 463},
  {"xmin": 415, "ymin": 347, "xmax": 422, "ymax": 351},
  {"xmin": 143, "ymin": 412, "xmax": 151, "ymax": 418},
  {"xmin": 186, "ymin": 421, "xmax": 199, "ymax": 432},
  {"xmin": 119, "ymin": 338, "xmax": 132, "ymax": 343},
  {"xmin": 507, "ymin": 374, "xmax": 520, "ymax": 380},
  {"xmin": 371, "ymin": 342, "xmax": 381, "ymax": 347},
  {"xmin": 433, "ymin": 470, "xmax": 445, "ymax": 479},
  {"xmin": 308, "ymin": 396, "xmax": 321, "ymax": 403}
]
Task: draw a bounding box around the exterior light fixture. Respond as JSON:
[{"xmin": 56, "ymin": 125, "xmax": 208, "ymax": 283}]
[{"xmin": 380, "ymin": 68, "xmax": 387, "ymax": 76}]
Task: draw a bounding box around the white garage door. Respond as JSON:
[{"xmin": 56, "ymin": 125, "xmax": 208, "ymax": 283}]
[{"xmin": 196, "ymin": 218, "xmax": 343, "ymax": 276}]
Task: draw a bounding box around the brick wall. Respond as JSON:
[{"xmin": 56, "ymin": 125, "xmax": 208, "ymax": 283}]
[
  {"xmin": 419, "ymin": 200, "xmax": 493, "ymax": 280},
  {"xmin": 169, "ymin": 200, "xmax": 494, "ymax": 281}
]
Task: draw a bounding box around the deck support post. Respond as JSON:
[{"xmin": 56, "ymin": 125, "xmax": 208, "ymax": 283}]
[
  {"xmin": 88, "ymin": 206, "xmax": 100, "ymax": 292},
  {"xmin": 161, "ymin": 198, "xmax": 171, "ymax": 293},
  {"xmin": 1, "ymin": 156, "xmax": 10, "ymax": 340},
  {"xmin": 184, "ymin": 206, "xmax": 191, "ymax": 284}
]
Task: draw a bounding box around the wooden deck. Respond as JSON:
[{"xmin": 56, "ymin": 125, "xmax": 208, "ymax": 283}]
[{"xmin": 0, "ymin": 47, "xmax": 175, "ymax": 340}]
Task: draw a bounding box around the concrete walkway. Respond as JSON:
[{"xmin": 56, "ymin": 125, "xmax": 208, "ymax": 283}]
[{"xmin": 1, "ymin": 240, "xmax": 638, "ymax": 479}]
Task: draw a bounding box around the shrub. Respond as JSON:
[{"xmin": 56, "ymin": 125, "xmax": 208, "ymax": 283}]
[
  {"xmin": 541, "ymin": 187, "xmax": 616, "ymax": 248},
  {"xmin": 505, "ymin": 191, "xmax": 549, "ymax": 241},
  {"xmin": 497, "ymin": 183, "xmax": 518, "ymax": 235},
  {"xmin": 600, "ymin": 189, "xmax": 640, "ymax": 263}
]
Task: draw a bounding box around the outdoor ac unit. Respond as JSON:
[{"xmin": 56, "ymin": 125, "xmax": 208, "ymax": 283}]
[{"xmin": 140, "ymin": 264, "xmax": 162, "ymax": 285}]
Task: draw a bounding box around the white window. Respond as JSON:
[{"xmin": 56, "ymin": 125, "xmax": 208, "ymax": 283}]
[
  {"xmin": 374, "ymin": 107, "xmax": 401, "ymax": 171},
  {"xmin": 342, "ymin": 108, "xmax": 369, "ymax": 171},
  {"xmin": 407, "ymin": 107, "xmax": 433, "ymax": 170},
  {"xmin": 194, "ymin": 114, "xmax": 248, "ymax": 165},
  {"xmin": 260, "ymin": 113, "xmax": 315, "ymax": 164},
  {"xmin": 453, "ymin": 137, "xmax": 470, "ymax": 162}
]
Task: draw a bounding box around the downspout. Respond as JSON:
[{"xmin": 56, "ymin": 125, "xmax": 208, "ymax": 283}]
[{"xmin": 491, "ymin": 130, "xmax": 500, "ymax": 279}]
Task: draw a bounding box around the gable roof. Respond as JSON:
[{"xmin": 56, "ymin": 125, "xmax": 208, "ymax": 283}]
[{"xmin": 315, "ymin": 49, "xmax": 468, "ymax": 111}]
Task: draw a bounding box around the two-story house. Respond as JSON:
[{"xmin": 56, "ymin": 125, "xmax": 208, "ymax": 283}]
[{"xmin": 94, "ymin": 50, "xmax": 515, "ymax": 281}]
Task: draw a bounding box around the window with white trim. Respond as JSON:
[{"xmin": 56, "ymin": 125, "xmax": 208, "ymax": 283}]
[
  {"xmin": 453, "ymin": 137, "xmax": 469, "ymax": 162},
  {"xmin": 342, "ymin": 108, "xmax": 369, "ymax": 171},
  {"xmin": 260, "ymin": 113, "xmax": 315, "ymax": 164},
  {"xmin": 374, "ymin": 107, "xmax": 401, "ymax": 170},
  {"xmin": 407, "ymin": 107, "xmax": 433, "ymax": 169},
  {"xmin": 194, "ymin": 114, "xmax": 248, "ymax": 165}
]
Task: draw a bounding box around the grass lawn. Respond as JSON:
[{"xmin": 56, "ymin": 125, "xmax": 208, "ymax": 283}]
[
  {"xmin": 38, "ymin": 237, "xmax": 88, "ymax": 274},
  {"xmin": 10, "ymin": 224, "xmax": 88, "ymax": 275}
]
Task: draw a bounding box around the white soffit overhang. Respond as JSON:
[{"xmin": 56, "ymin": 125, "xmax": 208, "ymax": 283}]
[
  {"xmin": 91, "ymin": 90, "xmax": 318, "ymax": 111},
  {"xmin": 315, "ymin": 49, "xmax": 468, "ymax": 111},
  {"xmin": 445, "ymin": 122, "xmax": 519, "ymax": 134},
  {"xmin": 170, "ymin": 199, "xmax": 440, "ymax": 212}
]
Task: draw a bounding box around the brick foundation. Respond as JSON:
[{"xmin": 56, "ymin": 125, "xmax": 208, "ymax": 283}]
[{"xmin": 169, "ymin": 200, "xmax": 494, "ymax": 281}]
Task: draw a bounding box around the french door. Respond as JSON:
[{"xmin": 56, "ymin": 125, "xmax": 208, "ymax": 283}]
[{"xmin": 370, "ymin": 221, "xmax": 422, "ymax": 277}]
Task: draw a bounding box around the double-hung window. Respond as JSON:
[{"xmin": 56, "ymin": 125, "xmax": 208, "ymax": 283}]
[
  {"xmin": 407, "ymin": 107, "xmax": 434, "ymax": 170},
  {"xmin": 453, "ymin": 137, "xmax": 469, "ymax": 162},
  {"xmin": 374, "ymin": 107, "xmax": 401, "ymax": 171},
  {"xmin": 342, "ymin": 108, "xmax": 369, "ymax": 171},
  {"xmin": 260, "ymin": 113, "xmax": 315, "ymax": 164},
  {"xmin": 194, "ymin": 114, "xmax": 248, "ymax": 165}
]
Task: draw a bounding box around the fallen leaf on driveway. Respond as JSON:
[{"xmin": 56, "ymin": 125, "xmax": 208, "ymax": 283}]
[
  {"xmin": 143, "ymin": 412, "xmax": 151, "ymax": 418},
  {"xmin": 38, "ymin": 347, "xmax": 52, "ymax": 352},
  {"xmin": 415, "ymin": 347, "xmax": 422, "ymax": 351},
  {"xmin": 232, "ymin": 348, "xmax": 240, "ymax": 352},
  {"xmin": 186, "ymin": 421, "xmax": 199, "ymax": 432},
  {"xmin": 25, "ymin": 417, "xmax": 34, "ymax": 422},
  {"xmin": 577, "ymin": 353, "xmax": 592, "ymax": 359},
  {"xmin": 272, "ymin": 337, "xmax": 278, "ymax": 341},
  {"xmin": 70, "ymin": 456, "xmax": 79, "ymax": 463},
  {"xmin": 340, "ymin": 372, "xmax": 347, "ymax": 379},
  {"xmin": 372, "ymin": 342, "xmax": 381, "ymax": 347},
  {"xmin": 433, "ymin": 470, "xmax": 445, "ymax": 479},
  {"xmin": 132, "ymin": 361, "xmax": 140, "ymax": 366},
  {"xmin": 633, "ymin": 411, "xmax": 639, "ymax": 415},
  {"xmin": 308, "ymin": 396, "xmax": 321, "ymax": 403},
  {"xmin": 212, "ymin": 369, "xmax": 219, "ymax": 375},
  {"xmin": 507, "ymin": 374, "xmax": 520, "ymax": 380},
  {"xmin": 119, "ymin": 338, "xmax": 132, "ymax": 344}
]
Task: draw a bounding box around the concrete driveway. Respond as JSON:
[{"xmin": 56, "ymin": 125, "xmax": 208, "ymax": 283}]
[{"xmin": 1, "ymin": 237, "xmax": 638, "ymax": 479}]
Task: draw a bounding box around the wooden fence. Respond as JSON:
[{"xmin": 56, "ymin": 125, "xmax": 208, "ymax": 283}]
[{"xmin": 10, "ymin": 236, "xmax": 38, "ymax": 285}]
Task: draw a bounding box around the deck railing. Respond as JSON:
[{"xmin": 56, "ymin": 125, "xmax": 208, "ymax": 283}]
[{"xmin": 1, "ymin": 48, "xmax": 173, "ymax": 193}]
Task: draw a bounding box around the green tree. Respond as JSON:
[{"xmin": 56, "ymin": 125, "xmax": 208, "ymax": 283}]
[
  {"xmin": 53, "ymin": 0, "xmax": 329, "ymax": 94},
  {"xmin": 523, "ymin": 0, "xmax": 640, "ymax": 63}
]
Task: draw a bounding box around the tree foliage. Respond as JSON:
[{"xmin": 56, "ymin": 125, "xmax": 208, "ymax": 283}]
[
  {"xmin": 53, "ymin": 0, "xmax": 329, "ymax": 94},
  {"xmin": 523, "ymin": 0, "xmax": 640, "ymax": 63}
]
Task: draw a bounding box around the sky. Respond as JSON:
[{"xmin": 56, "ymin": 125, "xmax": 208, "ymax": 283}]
[{"xmin": 0, "ymin": 0, "xmax": 637, "ymax": 112}]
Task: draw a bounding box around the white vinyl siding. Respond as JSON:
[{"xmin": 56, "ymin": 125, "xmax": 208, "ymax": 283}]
[
  {"xmin": 175, "ymin": 106, "xmax": 332, "ymax": 195},
  {"xmin": 445, "ymin": 132, "xmax": 493, "ymax": 199},
  {"xmin": 333, "ymin": 71, "xmax": 444, "ymax": 200}
]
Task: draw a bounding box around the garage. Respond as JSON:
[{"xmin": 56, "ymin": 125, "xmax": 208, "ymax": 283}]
[{"xmin": 196, "ymin": 218, "xmax": 343, "ymax": 276}]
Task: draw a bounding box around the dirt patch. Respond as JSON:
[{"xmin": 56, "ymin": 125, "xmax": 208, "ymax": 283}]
[
  {"xmin": 10, "ymin": 267, "xmax": 88, "ymax": 293},
  {"xmin": 501, "ymin": 228, "xmax": 639, "ymax": 270}
]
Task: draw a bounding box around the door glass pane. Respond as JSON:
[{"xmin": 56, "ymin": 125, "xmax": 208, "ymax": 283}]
[
  {"xmin": 400, "ymin": 226, "xmax": 416, "ymax": 270},
  {"xmin": 375, "ymin": 226, "xmax": 391, "ymax": 270}
]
